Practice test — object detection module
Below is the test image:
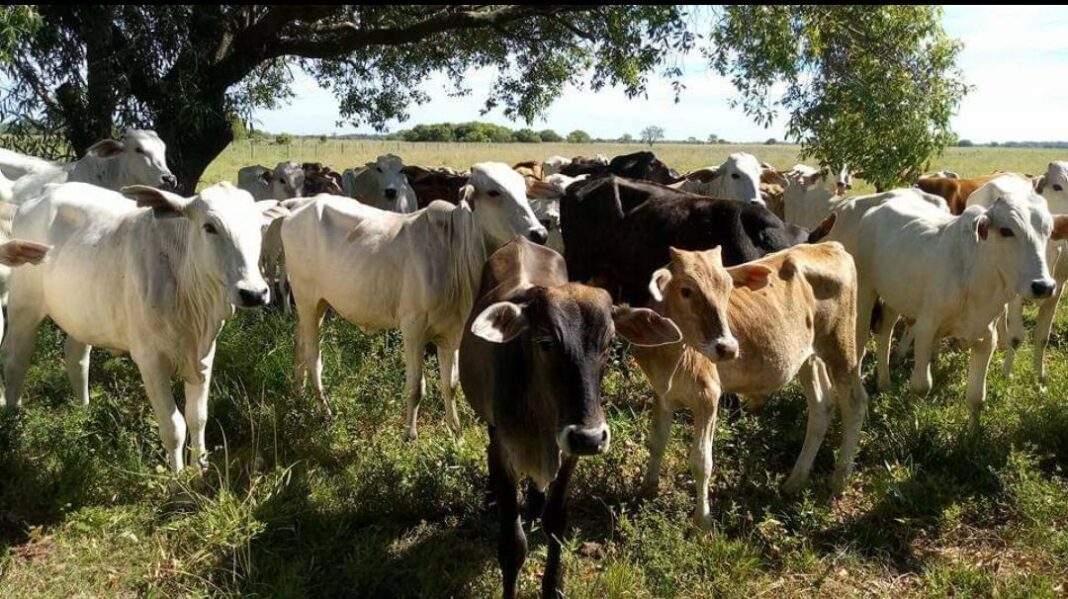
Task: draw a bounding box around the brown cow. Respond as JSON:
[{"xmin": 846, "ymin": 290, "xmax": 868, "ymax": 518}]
[
  {"xmin": 916, "ymin": 173, "xmax": 1004, "ymax": 215},
  {"xmin": 402, "ymin": 165, "xmax": 469, "ymax": 208},
  {"xmin": 460, "ymin": 237, "xmax": 680, "ymax": 599},
  {"xmin": 636, "ymin": 244, "xmax": 868, "ymax": 529}
]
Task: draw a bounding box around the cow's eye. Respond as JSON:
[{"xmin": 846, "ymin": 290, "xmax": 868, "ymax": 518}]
[
  {"xmin": 204, "ymin": 223, "xmax": 219, "ymax": 235},
  {"xmin": 280, "ymin": 178, "xmax": 286, "ymax": 184},
  {"xmin": 376, "ymin": 167, "xmax": 383, "ymax": 173},
  {"xmin": 488, "ymin": 190, "xmax": 501, "ymax": 198},
  {"xmin": 135, "ymin": 147, "xmax": 144, "ymax": 154},
  {"xmin": 1054, "ymin": 184, "xmax": 1063, "ymax": 192},
  {"xmin": 999, "ymin": 227, "xmax": 1014, "ymax": 237},
  {"xmin": 680, "ymin": 287, "xmax": 693, "ymax": 299},
  {"xmin": 730, "ymin": 173, "xmax": 740, "ymax": 180}
]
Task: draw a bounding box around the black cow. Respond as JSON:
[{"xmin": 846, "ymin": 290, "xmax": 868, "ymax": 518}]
[
  {"xmin": 560, "ymin": 175, "xmax": 830, "ymax": 305},
  {"xmin": 459, "ymin": 237, "xmax": 680, "ymax": 599},
  {"xmin": 607, "ymin": 151, "xmax": 681, "ymax": 184}
]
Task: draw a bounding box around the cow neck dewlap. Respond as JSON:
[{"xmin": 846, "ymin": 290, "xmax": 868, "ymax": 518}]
[
  {"xmin": 433, "ymin": 204, "xmax": 486, "ymax": 324},
  {"xmin": 148, "ymin": 215, "xmax": 231, "ymax": 336}
]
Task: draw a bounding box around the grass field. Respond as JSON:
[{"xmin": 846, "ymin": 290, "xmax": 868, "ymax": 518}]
[{"xmin": 2, "ymin": 143, "xmax": 1068, "ymax": 597}]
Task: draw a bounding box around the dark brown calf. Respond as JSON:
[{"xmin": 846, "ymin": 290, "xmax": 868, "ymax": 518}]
[{"xmin": 459, "ymin": 237, "xmax": 680, "ymax": 599}]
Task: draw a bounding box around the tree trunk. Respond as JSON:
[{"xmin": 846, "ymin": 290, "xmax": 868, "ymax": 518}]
[{"xmin": 154, "ymin": 93, "xmax": 234, "ymax": 195}]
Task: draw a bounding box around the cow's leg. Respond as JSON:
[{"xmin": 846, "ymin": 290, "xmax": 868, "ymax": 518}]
[
  {"xmin": 293, "ymin": 295, "xmax": 329, "ymax": 414},
  {"xmin": 183, "ymin": 342, "xmax": 216, "ymax": 471},
  {"xmin": 489, "ymin": 431, "xmax": 525, "ymax": 599},
  {"xmin": 831, "ymin": 370, "xmax": 868, "ymax": 492},
  {"xmin": 640, "ymin": 395, "xmax": 673, "ymax": 497},
  {"xmin": 1032, "ymin": 285, "xmax": 1064, "ymax": 384},
  {"xmin": 690, "ymin": 402, "xmax": 719, "ymax": 530},
  {"xmin": 966, "ymin": 326, "xmax": 996, "ymax": 430},
  {"xmin": 400, "ymin": 322, "xmax": 427, "ymax": 440},
  {"xmin": 909, "ymin": 319, "xmax": 938, "ymax": 397},
  {"xmin": 999, "ymin": 297, "xmax": 1026, "ymax": 377},
  {"xmin": 135, "ymin": 354, "xmax": 186, "ymax": 472},
  {"xmin": 1, "ymin": 294, "xmax": 46, "ymax": 407},
  {"xmin": 436, "ymin": 345, "xmax": 462, "ymax": 436},
  {"xmin": 895, "ymin": 323, "xmax": 915, "ymax": 361},
  {"xmin": 64, "ymin": 337, "xmax": 92, "ymax": 407},
  {"xmin": 278, "ymin": 254, "xmax": 292, "ymax": 315},
  {"xmin": 542, "ymin": 455, "xmax": 578, "ymax": 599},
  {"xmin": 874, "ymin": 305, "xmax": 899, "ymax": 392},
  {"xmin": 854, "ymin": 286, "xmax": 878, "ymax": 365},
  {"xmin": 783, "ymin": 359, "xmax": 831, "ymax": 494}
]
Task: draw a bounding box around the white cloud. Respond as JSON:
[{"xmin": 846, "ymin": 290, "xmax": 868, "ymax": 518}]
[{"xmin": 254, "ymin": 6, "xmax": 1068, "ymax": 143}]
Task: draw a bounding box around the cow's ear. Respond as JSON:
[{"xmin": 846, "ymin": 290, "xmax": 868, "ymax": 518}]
[
  {"xmin": 1051, "ymin": 215, "xmax": 1068, "ymax": 241},
  {"xmin": 121, "ymin": 185, "xmax": 188, "ymax": 217},
  {"xmin": 1035, "ymin": 175, "xmax": 1046, "ymax": 194},
  {"xmin": 612, "ymin": 306, "xmax": 682, "ymax": 347},
  {"xmin": 260, "ymin": 170, "xmax": 275, "ymax": 184},
  {"xmin": 728, "ymin": 263, "xmax": 774, "ymax": 291},
  {"xmin": 86, "ymin": 138, "xmax": 124, "ymax": 158},
  {"xmin": 0, "ymin": 239, "xmax": 50, "ymax": 266},
  {"xmin": 805, "ymin": 171, "xmax": 824, "ymax": 187},
  {"xmin": 976, "ymin": 214, "xmax": 990, "ymax": 241},
  {"xmin": 259, "ymin": 200, "xmax": 290, "ymax": 227},
  {"xmin": 459, "ymin": 184, "xmax": 476, "ymax": 205},
  {"xmin": 471, "ymin": 301, "xmax": 529, "ymax": 343},
  {"xmin": 648, "ymin": 268, "xmax": 672, "ymax": 302}
]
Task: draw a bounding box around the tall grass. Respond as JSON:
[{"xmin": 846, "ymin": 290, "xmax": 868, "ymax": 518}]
[{"xmin": 2, "ymin": 144, "xmax": 1068, "ymax": 597}]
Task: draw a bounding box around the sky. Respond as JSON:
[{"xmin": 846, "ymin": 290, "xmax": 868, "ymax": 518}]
[{"xmin": 253, "ymin": 6, "xmax": 1068, "ymax": 143}]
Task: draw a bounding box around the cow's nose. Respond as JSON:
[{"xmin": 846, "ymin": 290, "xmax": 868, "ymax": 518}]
[
  {"xmin": 708, "ymin": 338, "xmax": 739, "ymax": 361},
  {"xmin": 1031, "ymin": 279, "xmax": 1056, "ymax": 298},
  {"xmin": 237, "ymin": 287, "xmax": 269, "ymax": 308},
  {"xmin": 384, "ymin": 188, "xmax": 398, "ymax": 200},
  {"xmin": 562, "ymin": 424, "xmax": 610, "ymax": 456},
  {"xmin": 161, "ymin": 174, "xmax": 177, "ymax": 189},
  {"xmin": 528, "ymin": 228, "xmax": 549, "ymax": 245}
]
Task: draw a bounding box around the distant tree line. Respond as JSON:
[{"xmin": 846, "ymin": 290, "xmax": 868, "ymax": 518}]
[{"xmin": 385, "ymin": 122, "xmax": 593, "ymax": 144}]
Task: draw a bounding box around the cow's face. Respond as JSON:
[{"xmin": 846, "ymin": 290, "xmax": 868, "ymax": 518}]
[
  {"xmin": 463, "ymin": 162, "xmax": 548, "ymax": 249},
  {"xmin": 719, "ymin": 153, "xmax": 764, "ymax": 206},
  {"xmin": 1036, "ymin": 161, "xmax": 1068, "ymax": 213},
  {"xmin": 122, "ymin": 182, "xmax": 287, "ymax": 308},
  {"xmin": 369, "ymin": 154, "xmax": 410, "ymax": 204},
  {"xmin": 88, "ymin": 129, "xmax": 176, "ymax": 190},
  {"xmin": 975, "ymin": 195, "xmax": 1061, "ymax": 300},
  {"xmin": 835, "ymin": 166, "xmax": 853, "ymax": 195},
  {"xmin": 649, "ymin": 247, "xmax": 771, "ymax": 362},
  {"xmin": 271, "ymin": 162, "xmax": 304, "ymax": 199},
  {"xmin": 471, "ymin": 284, "xmax": 679, "ymax": 456}
]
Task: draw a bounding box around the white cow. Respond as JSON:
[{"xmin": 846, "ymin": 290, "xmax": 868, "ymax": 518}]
[
  {"xmin": 237, "ymin": 162, "xmax": 305, "ymax": 201},
  {"xmin": 341, "ymin": 154, "xmax": 417, "ymax": 213},
  {"xmin": 0, "ymin": 129, "xmax": 176, "ymax": 204},
  {"xmin": 281, "ymin": 162, "xmax": 547, "ymax": 438},
  {"xmin": 2, "ymin": 182, "xmax": 285, "ymax": 472},
  {"xmin": 967, "ymin": 171, "xmax": 1068, "ymax": 380},
  {"xmin": 827, "ymin": 188, "xmax": 1066, "ymax": 426},
  {"xmin": 524, "ymin": 173, "xmax": 589, "ymax": 254},
  {"xmin": 782, "ymin": 164, "xmax": 853, "ymax": 229},
  {"xmin": 673, "ymin": 152, "xmax": 764, "ymax": 206},
  {"xmin": 541, "ymin": 155, "xmax": 572, "ymax": 177},
  {"xmin": 237, "ymin": 161, "xmax": 304, "ymax": 311}
]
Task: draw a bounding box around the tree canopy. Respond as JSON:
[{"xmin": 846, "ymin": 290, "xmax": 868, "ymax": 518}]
[
  {"xmin": 641, "ymin": 125, "xmax": 665, "ymax": 146},
  {"xmin": 710, "ymin": 5, "xmax": 966, "ymax": 190},
  {"xmin": 0, "ymin": 5, "xmax": 965, "ymax": 191}
]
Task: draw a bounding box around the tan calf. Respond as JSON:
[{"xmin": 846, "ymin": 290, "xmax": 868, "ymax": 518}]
[{"xmin": 635, "ymin": 244, "xmax": 868, "ymax": 528}]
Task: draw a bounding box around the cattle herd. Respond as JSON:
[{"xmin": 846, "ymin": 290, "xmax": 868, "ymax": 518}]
[{"xmin": 0, "ymin": 130, "xmax": 1067, "ymax": 598}]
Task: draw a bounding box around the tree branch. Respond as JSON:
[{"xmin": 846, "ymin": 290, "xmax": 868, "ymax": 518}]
[{"xmin": 269, "ymin": 5, "xmax": 600, "ymax": 60}]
